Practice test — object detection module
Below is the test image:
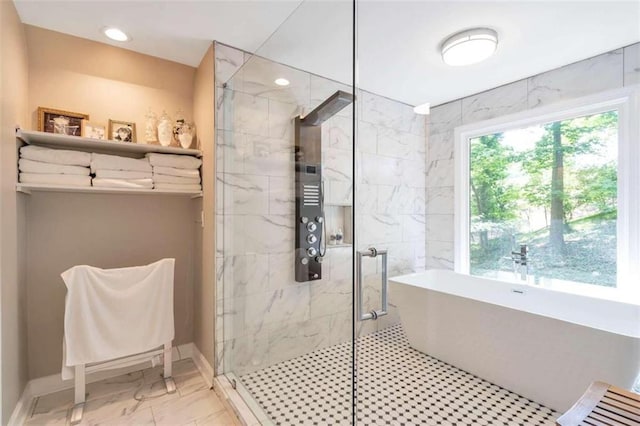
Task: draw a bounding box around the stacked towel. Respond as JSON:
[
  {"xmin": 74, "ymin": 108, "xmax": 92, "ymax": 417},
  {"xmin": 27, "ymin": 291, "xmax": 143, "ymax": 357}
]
[
  {"xmin": 19, "ymin": 146, "xmax": 91, "ymax": 187},
  {"xmin": 147, "ymin": 153, "xmax": 202, "ymax": 192},
  {"xmin": 90, "ymin": 153, "xmax": 153, "ymax": 189}
]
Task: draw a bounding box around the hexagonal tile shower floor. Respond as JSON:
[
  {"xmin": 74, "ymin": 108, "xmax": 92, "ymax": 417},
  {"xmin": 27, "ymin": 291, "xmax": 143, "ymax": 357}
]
[{"xmin": 241, "ymin": 325, "xmax": 558, "ymax": 425}]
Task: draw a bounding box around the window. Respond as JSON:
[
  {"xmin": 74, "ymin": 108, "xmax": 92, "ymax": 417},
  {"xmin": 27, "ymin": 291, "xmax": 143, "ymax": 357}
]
[{"xmin": 455, "ymin": 88, "xmax": 640, "ymax": 296}]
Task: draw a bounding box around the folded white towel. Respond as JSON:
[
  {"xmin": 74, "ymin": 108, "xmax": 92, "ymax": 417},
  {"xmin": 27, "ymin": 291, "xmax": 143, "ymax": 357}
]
[
  {"xmin": 92, "ymin": 178, "xmax": 154, "ymax": 189},
  {"xmin": 146, "ymin": 153, "xmax": 202, "ymax": 170},
  {"xmin": 19, "ymin": 159, "xmax": 90, "ymax": 176},
  {"xmin": 91, "ymin": 153, "xmax": 152, "ymax": 173},
  {"xmin": 154, "ymin": 183, "xmax": 202, "ymax": 192},
  {"xmin": 153, "ymin": 173, "xmax": 201, "ymax": 185},
  {"xmin": 61, "ymin": 259, "xmax": 175, "ymax": 380},
  {"xmin": 152, "ymin": 166, "xmax": 200, "ymax": 178},
  {"xmin": 94, "ymin": 170, "xmax": 152, "ymax": 180},
  {"xmin": 20, "ymin": 145, "xmax": 91, "ymax": 167},
  {"xmin": 19, "ymin": 173, "xmax": 91, "ymax": 187}
]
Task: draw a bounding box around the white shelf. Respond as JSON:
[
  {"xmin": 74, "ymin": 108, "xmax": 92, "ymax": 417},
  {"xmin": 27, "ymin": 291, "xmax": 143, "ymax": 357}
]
[
  {"xmin": 327, "ymin": 243, "xmax": 352, "ymax": 249},
  {"xmin": 16, "ymin": 183, "xmax": 202, "ymax": 198},
  {"xmin": 17, "ymin": 129, "xmax": 202, "ymax": 158}
]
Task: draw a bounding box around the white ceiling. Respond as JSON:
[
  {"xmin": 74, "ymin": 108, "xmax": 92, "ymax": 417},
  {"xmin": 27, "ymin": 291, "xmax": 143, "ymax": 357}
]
[{"xmin": 14, "ymin": 0, "xmax": 640, "ymax": 106}]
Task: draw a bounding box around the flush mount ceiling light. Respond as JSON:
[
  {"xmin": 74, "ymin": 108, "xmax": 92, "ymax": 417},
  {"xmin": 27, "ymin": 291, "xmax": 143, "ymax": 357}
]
[
  {"xmin": 274, "ymin": 78, "xmax": 290, "ymax": 86},
  {"xmin": 413, "ymin": 102, "xmax": 431, "ymax": 115},
  {"xmin": 441, "ymin": 28, "xmax": 498, "ymax": 66},
  {"xmin": 103, "ymin": 27, "xmax": 130, "ymax": 42}
]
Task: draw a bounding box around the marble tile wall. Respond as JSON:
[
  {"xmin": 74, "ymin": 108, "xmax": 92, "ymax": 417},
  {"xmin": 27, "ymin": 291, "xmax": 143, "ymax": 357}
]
[
  {"xmin": 425, "ymin": 43, "xmax": 639, "ymax": 271},
  {"xmin": 213, "ymin": 43, "xmax": 427, "ymax": 375}
]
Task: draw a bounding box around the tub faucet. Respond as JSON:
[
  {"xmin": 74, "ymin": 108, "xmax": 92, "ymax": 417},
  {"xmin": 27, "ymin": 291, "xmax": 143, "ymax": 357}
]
[{"xmin": 511, "ymin": 244, "xmax": 528, "ymax": 281}]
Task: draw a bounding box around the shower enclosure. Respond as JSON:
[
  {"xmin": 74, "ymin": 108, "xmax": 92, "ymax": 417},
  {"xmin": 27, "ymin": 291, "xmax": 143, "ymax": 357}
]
[{"xmin": 214, "ymin": 1, "xmax": 427, "ymax": 422}]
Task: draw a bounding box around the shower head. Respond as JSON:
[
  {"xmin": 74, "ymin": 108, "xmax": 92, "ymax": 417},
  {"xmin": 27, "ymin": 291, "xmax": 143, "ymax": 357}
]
[{"xmin": 301, "ymin": 90, "xmax": 354, "ymax": 126}]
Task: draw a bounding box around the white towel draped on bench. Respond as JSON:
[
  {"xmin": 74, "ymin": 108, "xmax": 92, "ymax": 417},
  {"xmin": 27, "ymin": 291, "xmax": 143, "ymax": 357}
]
[{"xmin": 61, "ymin": 259, "xmax": 175, "ymax": 380}]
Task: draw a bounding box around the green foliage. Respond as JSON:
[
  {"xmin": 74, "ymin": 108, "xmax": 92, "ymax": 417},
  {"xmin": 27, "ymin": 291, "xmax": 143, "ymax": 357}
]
[
  {"xmin": 521, "ymin": 111, "xmax": 618, "ymax": 221},
  {"xmin": 469, "ymin": 110, "xmax": 619, "ymax": 287},
  {"xmin": 469, "ymin": 134, "xmax": 518, "ymax": 222},
  {"xmin": 572, "ymin": 163, "xmax": 617, "ymax": 211}
]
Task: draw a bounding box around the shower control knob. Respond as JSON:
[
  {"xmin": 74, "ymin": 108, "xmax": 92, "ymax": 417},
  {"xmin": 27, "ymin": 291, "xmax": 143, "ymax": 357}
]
[
  {"xmin": 307, "ymin": 234, "xmax": 318, "ymax": 244},
  {"xmin": 315, "ymin": 216, "xmax": 324, "ymax": 223},
  {"xmin": 300, "ymin": 216, "xmax": 309, "ymax": 224},
  {"xmin": 306, "ymin": 222, "xmax": 317, "ymax": 232},
  {"xmin": 300, "ymin": 257, "xmax": 309, "ymax": 265},
  {"xmin": 312, "ymin": 273, "xmax": 319, "ymax": 279},
  {"xmin": 307, "ymin": 247, "xmax": 317, "ymax": 257},
  {"xmin": 316, "ymin": 256, "xmax": 324, "ymax": 264}
]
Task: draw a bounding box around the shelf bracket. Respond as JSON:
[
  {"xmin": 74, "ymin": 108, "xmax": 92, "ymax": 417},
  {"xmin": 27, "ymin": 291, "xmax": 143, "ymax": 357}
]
[{"xmin": 16, "ymin": 185, "xmax": 31, "ymax": 195}]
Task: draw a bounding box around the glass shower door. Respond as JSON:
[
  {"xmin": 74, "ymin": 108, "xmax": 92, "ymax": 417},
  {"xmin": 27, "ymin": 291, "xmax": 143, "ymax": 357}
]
[
  {"xmin": 352, "ymin": 1, "xmax": 430, "ymax": 423},
  {"xmin": 214, "ymin": 1, "xmax": 357, "ymax": 423}
]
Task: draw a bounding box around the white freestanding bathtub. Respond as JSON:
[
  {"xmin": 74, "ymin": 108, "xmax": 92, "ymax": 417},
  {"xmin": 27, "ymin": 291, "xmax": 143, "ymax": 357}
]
[{"xmin": 389, "ymin": 269, "xmax": 640, "ymax": 412}]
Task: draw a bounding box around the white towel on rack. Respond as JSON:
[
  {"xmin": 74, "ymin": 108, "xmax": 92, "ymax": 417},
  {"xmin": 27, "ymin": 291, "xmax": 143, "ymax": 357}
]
[
  {"xmin": 20, "ymin": 145, "xmax": 91, "ymax": 166},
  {"xmin": 152, "ymin": 173, "xmax": 201, "ymax": 185},
  {"xmin": 91, "ymin": 153, "xmax": 152, "ymax": 173},
  {"xmin": 154, "ymin": 182, "xmax": 202, "ymax": 192},
  {"xmin": 19, "ymin": 173, "xmax": 91, "ymax": 187},
  {"xmin": 92, "ymin": 178, "xmax": 154, "ymax": 189},
  {"xmin": 61, "ymin": 258, "xmax": 175, "ymax": 380},
  {"xmin": 94, "ymin": 169, "xmax": 152, "ymax": 180},
  {"xmin": 19, "ymin": 159, "xmax": 90, "ymax": 176},
  {"xmin": 146, "ymin": 153, "xmax": 201, "ymax": 170},
  {"xmin": 152, "ymin": 166, "xmax": 200, "ymax": 178}
]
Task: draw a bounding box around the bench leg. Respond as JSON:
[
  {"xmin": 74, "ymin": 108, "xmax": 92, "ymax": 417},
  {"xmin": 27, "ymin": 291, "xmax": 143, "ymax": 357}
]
[
  {"xmin": 163, "ymin": 342, "xmax": 176, "ymax": 394},
  {"xmin": 70, "ymin": 365, "xmax": 85, "ymax": 424}
]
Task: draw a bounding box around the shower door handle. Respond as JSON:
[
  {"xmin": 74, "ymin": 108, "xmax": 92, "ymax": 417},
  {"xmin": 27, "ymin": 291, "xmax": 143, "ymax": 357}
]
[{"xmin": 356, "ymin": 248, "xmax": 388, "ymax": 321}]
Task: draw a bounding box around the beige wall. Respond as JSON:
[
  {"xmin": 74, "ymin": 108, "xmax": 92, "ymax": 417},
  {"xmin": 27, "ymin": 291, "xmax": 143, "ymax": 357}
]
[
  {"xmin": 192, "ymin": 44, "xmax": 215, "ymax": 368},
  {"xmin": 25, "ymin": 25, "xmax": 195, "ymax": 143},
  {"xmin": 26, "ymin": 193, "xmax": 198, "ymax": 378},
  {"xmin": 0, "ymin": 0, "xmax": 30, "ymax": 422},
  {"xmin": 23, "ymin": 27, "xmax": 203, "ymax": 379}
]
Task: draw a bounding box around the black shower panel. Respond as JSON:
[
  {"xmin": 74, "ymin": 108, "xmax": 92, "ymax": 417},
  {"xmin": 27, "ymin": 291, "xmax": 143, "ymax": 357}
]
[{"xmin": 294, "ymin": 90, "xmax": 353, "ymax": 283}]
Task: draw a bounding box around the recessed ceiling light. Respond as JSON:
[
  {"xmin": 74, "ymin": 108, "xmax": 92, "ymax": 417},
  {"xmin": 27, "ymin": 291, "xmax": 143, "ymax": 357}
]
[
  {"xmin": 413, "ymin": 102, "xmax": 431, "ymax": 115},
  {"xmin": 274, "ymin": 78, "xmax": 290, "ymax": 86},
  {"xmin": 103, "ymin": 27, "xmax": 130, "ymax": 42},
  {"xmin": 441, "ymin": 28, "xmax": 497, "ymax": 66}
]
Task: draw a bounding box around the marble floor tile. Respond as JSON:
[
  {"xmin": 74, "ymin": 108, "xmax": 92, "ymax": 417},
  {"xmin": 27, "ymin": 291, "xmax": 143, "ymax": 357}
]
[
  {"xmin": 175, "ymin": 372, "xmax": 211, "ymax": 398},
  {"xmin": 195, "ymin": 408, "xmax": 241, "ymax": 426},
  {"xmin": 136, "ymin": 378, "xmax": 182, "ymax": 409},
  {"xmin": 25, "ymin": 404, "xmax": 69, "ymax": 426},
  {"xmin": 81, "ymin": 407, "xmax": 155, "ymax": 426},
  {"xmin": 141, "ymin": 358, "xmax": 198, "ymax": 382},
  {"xmin": 85, "ymin": 372, "xmax": 144, "ymax": 402},
  {"xmin": 151, "ymin": 389, "xmax": 227, "ymax": 426},
  {"xmin": 25, "ymin": 359, "xmax": 235, "ymax": 426},
  {"xmin": 30, "ymin": 389, "xmax": 74, "ymax": 418},
  {"xmin": 76, "ymin": 389, "xmax": 144, "ymax": 425}
]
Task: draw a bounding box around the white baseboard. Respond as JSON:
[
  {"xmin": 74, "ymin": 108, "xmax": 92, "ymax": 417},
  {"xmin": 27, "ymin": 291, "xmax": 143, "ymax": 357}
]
[
  {"xmin": 7, "ymin": 386, "xmax": 34, "ymax": 426},
  {"xmin": 187, "ymin": 343, "xmax": 214, "ymax": 388},
  {"xmin": 9, "ymin": 342, "xmax": 198, "ymax": 425}
]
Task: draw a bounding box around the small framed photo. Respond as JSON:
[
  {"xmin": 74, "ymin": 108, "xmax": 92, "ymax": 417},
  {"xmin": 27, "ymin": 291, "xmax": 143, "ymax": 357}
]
[
  {"xmin": 108, "ymin": 119, "xmax": 136, "ymax": 143},
  {"xmin": 38, "ymin": 107, "xmax": 90, "ymax": 136},
  {"xmin": 81, "ymin": 121, "xmax": 106, "ymax": 140}
]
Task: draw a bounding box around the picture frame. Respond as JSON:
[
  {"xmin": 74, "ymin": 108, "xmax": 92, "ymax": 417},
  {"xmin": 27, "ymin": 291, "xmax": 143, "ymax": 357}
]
[
  {"xmin": 37, "ymin": 107, "xmax": 90, "ymax": 136},
  {"xmin": 81, "ymin": 121, "xmax": 106, "ymax": 140},
  {"xmin": 108, "ymin": 119, "xmax": 136, "ymax": 143}
]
